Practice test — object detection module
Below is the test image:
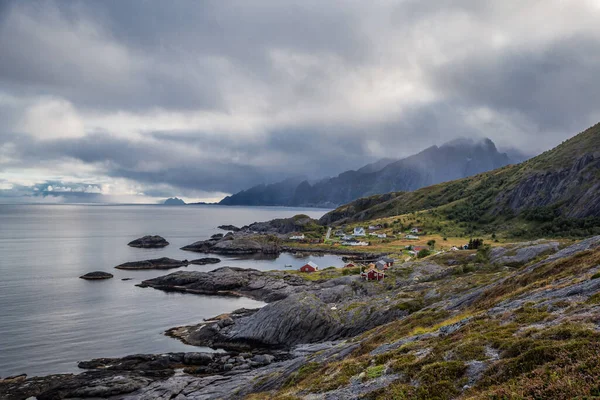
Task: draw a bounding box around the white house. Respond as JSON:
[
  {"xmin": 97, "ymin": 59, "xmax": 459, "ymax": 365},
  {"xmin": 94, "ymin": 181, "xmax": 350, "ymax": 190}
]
[
  {"xmin": 353, "ymin": 227, "xmax": 366, "ymax": 237},
  {"xmin": 289, "ymin": 234, "xmax": 305, "ymax": 240},
  {"xmin": 405, "ymin": 234, "xmax": 419, "ymax": 240},
  {"xmin": 410, "ymin": 228, "xmax": 422, "ymax": 234},
  {"xmin": 342, "ymin": 235, "xmax": 354, "ymax": 241},
  {"xmin": 450, "ymin": 246, "xmax": 459, "ymax": 251},
  {"xmin": 377, "ymin": 233, "xmax": 387, "ymax": 239}
]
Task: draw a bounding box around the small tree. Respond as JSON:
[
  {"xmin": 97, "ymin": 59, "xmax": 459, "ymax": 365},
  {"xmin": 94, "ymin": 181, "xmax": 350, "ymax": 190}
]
[
  {"xmin": 476, "ymin": 244, "xmax": 492, "ymax": 263},
  {"xmin": 427, "ymin": 239, "xmax": 436, "ymax": 250},
  {"xmin": 417, "ymin": 249, "xmax": 431, "ymax": 258}
]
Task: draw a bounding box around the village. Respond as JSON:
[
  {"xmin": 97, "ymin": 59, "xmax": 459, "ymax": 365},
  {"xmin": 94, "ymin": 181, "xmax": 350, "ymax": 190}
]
[{"xmin": 288, "ymin": 223, "xmax": 482, "ymax": 282}]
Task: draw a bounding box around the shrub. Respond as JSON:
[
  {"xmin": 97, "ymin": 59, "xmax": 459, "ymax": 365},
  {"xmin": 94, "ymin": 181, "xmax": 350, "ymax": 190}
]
[
  {"xmin": 342, "ymin": 267, "xmax": 361, "ymax": 275},
  {"xmin": 418, "ymin": 249, "xmax": 431, "ymax": 258}
]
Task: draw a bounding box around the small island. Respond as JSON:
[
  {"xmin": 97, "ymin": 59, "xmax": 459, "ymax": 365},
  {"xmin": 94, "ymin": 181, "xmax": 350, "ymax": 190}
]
[
  {"xmin": 115, "ymin": 257, "xmax": 189, "ymax": 270},
  {"xmin": 127, "ymin": 235, "xmax": 169, "ymax": 248},
  {"xmin": 79, "ymin": 271, "xmax": 113, "ymax": 280}
]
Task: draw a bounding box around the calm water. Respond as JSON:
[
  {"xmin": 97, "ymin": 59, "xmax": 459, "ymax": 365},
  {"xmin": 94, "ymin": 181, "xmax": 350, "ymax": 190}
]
[{"xmin": 0, "ymin": 204, "xmax": 340, "ymax": 377}]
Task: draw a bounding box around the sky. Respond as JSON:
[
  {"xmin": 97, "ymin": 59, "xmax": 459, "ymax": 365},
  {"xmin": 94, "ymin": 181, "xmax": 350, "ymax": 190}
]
[{"xmin": 1, "ymin": 0, "xmax": 600, "ymax": 204}]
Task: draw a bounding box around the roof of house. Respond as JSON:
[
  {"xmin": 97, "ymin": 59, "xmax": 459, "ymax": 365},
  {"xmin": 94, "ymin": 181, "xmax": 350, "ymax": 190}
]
[
  {"xmin": 304, "ymin": 261, "xmax": 319, "ymax": 268},
  {"xmin": 376, "ymin": 260, "xmax": 386, "ymax": 266},
  {"xmin": 381, "ymin": 257, "xmax": 394, "ymax": 263}
]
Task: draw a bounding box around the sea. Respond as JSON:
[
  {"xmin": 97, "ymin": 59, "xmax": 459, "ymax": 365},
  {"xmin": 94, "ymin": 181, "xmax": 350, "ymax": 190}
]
[{"xmin": 0, "ymin": 204, "xmax": 341, "ymax": 377}]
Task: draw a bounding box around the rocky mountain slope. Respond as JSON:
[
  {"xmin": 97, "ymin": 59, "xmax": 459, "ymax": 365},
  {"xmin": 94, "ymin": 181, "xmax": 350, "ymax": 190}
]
[
  {"xmin": 320, "ymin": 123, "xmax": 600, "ymax": 238},
  {"xmin": 220, "ymin": 138, "xmax": 517, "ymax": 207}
]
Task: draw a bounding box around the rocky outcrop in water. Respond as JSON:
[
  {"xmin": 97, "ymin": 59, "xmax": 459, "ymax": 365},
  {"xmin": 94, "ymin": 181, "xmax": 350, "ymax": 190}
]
[
  {"xmin": 115, "ymin": 257, "xmax": 188, "ymax": 270},
  {"xmin": 79, "ymin": 271, "xmax": 113, "ymax": 280},
  {"xmin": 138, "ymin": 267, "xmax": 310, "ymax": 302},
  {"xmin": 0, "ymin": 350, "xmax": 282, "ymax": 400},
  {"xmin": 218, "ymin": 225, "xmax": 241, "ymax": 232},
  {"xmin": 181, "ymin": 234, "xmax": 281, "ymax": 255},
  {"xmin": 127, "ymin": 235, "xmax": 169, "ymax": 248},
  {"xmin": 189, "ymin": 257, "xmax": 221, "ymax": 265}
]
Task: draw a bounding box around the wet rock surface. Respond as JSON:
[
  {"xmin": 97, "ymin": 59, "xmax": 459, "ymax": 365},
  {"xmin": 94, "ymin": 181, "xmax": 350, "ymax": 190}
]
[
  {"xmin": 115, "ymin": 257, "xmax": 189, "ymax": 270},
  {"xmin": 79, "ymin": 271, "xmax": 114, "ymax": 280}
]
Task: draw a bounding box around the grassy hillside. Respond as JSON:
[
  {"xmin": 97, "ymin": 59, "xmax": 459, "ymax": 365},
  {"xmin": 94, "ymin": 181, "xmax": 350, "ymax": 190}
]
[
  {"xmin": 249, "ymin": 238, "xmax": 600, "ymax": 399},
  {"xmin": 320, "ymin": 123, "xmax": 600, "ymax": 239}
]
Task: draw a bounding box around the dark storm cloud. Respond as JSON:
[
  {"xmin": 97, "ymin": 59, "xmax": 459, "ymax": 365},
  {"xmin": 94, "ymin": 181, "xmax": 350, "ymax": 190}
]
[
  {"xmin": 431, "ymin": 35, "xmax": 600, "ymax": 133},
  {"xmin": 1, "ymin": 0, "xmax": 600, "ymax": 200}
]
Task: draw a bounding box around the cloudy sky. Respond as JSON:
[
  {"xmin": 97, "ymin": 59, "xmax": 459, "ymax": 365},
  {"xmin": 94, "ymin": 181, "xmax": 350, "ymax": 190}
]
[{"xmin": 1, "ymin": 0, "xmax": 600, "ymax": 203}]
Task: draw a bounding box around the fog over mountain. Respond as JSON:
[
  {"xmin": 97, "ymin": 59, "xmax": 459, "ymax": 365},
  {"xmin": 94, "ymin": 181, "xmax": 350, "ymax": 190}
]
[
  {"xmin": 1, "ymin": 1, "xmax": 600, "ymax": 203},
  {"xmin": 220, "ymin": 137, "xmax": 521, "ymax": 207}
]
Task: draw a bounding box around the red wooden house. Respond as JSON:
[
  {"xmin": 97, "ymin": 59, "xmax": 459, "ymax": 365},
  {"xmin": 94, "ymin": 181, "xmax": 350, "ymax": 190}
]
[
  {"xmin": 299, "ymin": 261, "xmax": 319, "ymax": 273},
  {"xmin": 361, "ymin": 267, "xmax": 385, "ymax": 281}
]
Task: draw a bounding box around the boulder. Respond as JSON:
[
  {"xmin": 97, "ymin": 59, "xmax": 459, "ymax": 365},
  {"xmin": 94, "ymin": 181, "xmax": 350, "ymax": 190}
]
[
  {"xmin": 127, "ymin": 235, "xmax": 169, "ymax": 248},
  {"xmin": 80, "ymin": 271, "xmax": 113, "ymax": 280}
]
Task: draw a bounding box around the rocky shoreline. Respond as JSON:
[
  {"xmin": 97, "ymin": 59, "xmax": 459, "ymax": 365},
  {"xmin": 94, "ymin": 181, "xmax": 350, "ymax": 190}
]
[{"xmin": 4, "ymin": 236, "xmax": 600, "ymax": 399}]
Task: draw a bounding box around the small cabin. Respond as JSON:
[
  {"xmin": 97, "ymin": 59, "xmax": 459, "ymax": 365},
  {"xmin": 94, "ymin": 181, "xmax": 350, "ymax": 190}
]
[
  {"xmin": 410, "ymin": 228, "xmax": 423, "ymax": 234},
  {"xmin": 375, "ymin": 260, "xmax": 387, "ymax": 270},
  {"xmin": 289, "ymin": 233, "xmax": 305, "ymax": 240},
  {"xmin": 450, "ymin": 246, "xmax": 459, "ymax": 251},
  {"xmin": 361, "ymin": 267, "xmax": 385, "ymax": 281},
  {"xmin": 344, "ymin": 262, "xmax": 357, "ymax": 268},
  {"xmin": 381, "ymin": 257, "xmax": 394, "ymax": 267},
  {"xmin": 405, "ymin": 234, "xmax": 419, "ymax": 240},
  {"xmin": 299, "ymin": 261, "xmax": 319, "ymax": 273}
]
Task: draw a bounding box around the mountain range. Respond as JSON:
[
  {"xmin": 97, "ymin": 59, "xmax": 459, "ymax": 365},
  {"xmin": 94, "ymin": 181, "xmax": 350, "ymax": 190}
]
[
  {"xmin": 320, "ymin": 123, "xmax": 600, "ymax": 238},
  {"xmin": 220, "ymin": 138, "xmax": 526, "ymax": 207}
]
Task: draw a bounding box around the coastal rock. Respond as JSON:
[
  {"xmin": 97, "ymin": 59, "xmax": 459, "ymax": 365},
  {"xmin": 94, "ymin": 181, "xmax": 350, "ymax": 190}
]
[
  {"xmin": 218, "ymin": 225, "xmax": 241, "ymax": 232},
  {"xmin": 182, "ymin": 234, "xmax": 281, "ymax": 255},
  {"xmin": 115, "ymin": 257, "xmax": 188, "ymax": 270},
  {"xmin": 242, "ymin": 215, "xmax": 317, "ymax": 235},
  {"xmin": 127, "ymin": 235, "xmax": 169, "ymax": 248},
  {"xmin": 139, "ymin": 267, "xmax": 309, "ymax": 302},
  {"xmin": 210, "ymin": 236, "xmax": 279, "ymax": 254},
  {"xmin": 227, "ymin": 293, "xmax": 341, "ymax": 346},
  {"xmin": 189, "ymin": 257, "xmax": 221, "ymax": 265},
  {"xmin": 79, "ymin": 271, "xmax": 113, "ymax": 280}
]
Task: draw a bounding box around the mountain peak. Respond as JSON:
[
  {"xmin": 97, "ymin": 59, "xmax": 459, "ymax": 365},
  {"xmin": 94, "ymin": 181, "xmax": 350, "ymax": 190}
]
[{"xmin": 163, "ymin": 197, "xmax": 186, "ymax": 205}]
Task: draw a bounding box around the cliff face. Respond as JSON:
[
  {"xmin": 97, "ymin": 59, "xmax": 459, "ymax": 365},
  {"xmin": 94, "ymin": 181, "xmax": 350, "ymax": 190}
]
[
  {"xmin": 501, "ymin": 153, "xmax": 600, "ymax": 218},
  {"xmin": 320, "ymin": 123, "xmax": 600, "ymax": 231},
  {"xmin": 220, "ymin": 138, "xmax": 515, "ymax": 207}
]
